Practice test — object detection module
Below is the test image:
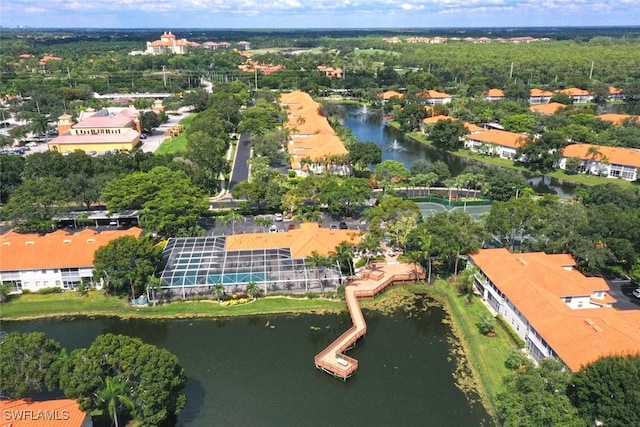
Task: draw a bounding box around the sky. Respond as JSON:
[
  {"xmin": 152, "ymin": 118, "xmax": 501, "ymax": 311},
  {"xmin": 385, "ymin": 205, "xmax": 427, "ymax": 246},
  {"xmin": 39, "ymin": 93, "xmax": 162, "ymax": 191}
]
[{"xmin": 1, "ymin": 0, "xmax": 639, "ymax": 29}]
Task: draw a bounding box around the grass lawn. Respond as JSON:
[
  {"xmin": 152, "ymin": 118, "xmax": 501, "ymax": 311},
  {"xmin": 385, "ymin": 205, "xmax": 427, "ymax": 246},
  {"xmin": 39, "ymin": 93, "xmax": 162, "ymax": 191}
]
[
  {"xmin": 401, "ymin": 128, "xmax": 636, "ymax": 189},
  {"xmin": 0, "ymin": 291, "xmax": 346, "ymax": 321},
  {"xmin": 425, "ymin": 279, "xmax": 516, "ymax": 417},
  {"xmin": 154, "ymin": 113, "xmax": 198, "ymax": 155}
]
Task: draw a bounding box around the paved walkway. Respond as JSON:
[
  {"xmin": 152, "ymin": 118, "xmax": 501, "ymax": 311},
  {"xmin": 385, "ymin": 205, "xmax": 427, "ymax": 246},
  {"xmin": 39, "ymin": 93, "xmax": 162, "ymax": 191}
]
[{"xmin": 314, "ymin": 260, "xmax": 423, "ymax": 380}]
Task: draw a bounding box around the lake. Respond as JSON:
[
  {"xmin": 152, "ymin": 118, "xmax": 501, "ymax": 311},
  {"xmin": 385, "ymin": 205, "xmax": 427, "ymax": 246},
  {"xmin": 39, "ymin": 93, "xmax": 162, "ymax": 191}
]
[
  {"xmin": 341, "ymin": 104, "xmax": 577, "ymax": 198},
  {"xmin": 2, "ymin": 299, "xmax": 492, "ymax": 426}
]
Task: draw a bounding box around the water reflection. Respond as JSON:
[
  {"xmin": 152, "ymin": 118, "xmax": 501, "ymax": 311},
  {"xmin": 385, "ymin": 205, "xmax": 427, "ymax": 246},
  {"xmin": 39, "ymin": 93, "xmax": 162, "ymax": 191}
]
[{"xmin": 341, "ymin": 103, "xmax": 576, "ymax": 197}]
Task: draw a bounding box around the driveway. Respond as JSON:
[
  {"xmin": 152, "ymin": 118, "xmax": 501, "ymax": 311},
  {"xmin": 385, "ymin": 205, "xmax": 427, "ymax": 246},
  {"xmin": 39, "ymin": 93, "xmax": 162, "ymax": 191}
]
[
  {"xmin": 140, "ymin": 112, "xmax": 190, "ymax": 153},
  {"xmin": 607, "ymin": 279, "xmax": 640, "ymax": 310}
]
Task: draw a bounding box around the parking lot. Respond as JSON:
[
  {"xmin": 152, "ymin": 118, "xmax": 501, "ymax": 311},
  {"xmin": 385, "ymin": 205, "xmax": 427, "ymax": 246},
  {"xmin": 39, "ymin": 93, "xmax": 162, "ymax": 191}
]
[
  {"xmin": 607, "ymin": 279, "xmax": 640, "ymax": 310},
  {"xmin": 201, "ymin": 212, "xmax": 367, "ymax": 236}
]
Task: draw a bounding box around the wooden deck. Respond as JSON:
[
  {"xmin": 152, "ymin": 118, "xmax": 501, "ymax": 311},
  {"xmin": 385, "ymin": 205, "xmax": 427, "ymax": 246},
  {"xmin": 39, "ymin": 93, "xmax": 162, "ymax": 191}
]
[{"xmin": 314, "ymin": 261, "xmax": 423, "ymax": 380}]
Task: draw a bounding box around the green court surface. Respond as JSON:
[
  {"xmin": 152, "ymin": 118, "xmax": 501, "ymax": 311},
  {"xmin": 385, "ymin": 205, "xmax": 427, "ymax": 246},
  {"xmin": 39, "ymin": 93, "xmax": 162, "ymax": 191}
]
[{"xmin": 417, "ymin": 202, "xmax": 491, "ymax": 221}]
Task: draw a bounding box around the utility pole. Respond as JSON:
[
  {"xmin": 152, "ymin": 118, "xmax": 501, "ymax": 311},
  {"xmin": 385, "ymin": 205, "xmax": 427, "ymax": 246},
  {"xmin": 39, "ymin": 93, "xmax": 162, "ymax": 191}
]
[
  {"xmin": 589, "ymin": 60, "xmax": 594, "ymax": 80},
  {"xmin": 254, "ymin": 68, "xmax": 258, "ymax": 90},
  {"xmin": 509, "ymin": 62, "xmax": 514, "ymax": 79},
  {"xmin": 162, "ymin": 65, "xmax": 167, "ymax": 88}
]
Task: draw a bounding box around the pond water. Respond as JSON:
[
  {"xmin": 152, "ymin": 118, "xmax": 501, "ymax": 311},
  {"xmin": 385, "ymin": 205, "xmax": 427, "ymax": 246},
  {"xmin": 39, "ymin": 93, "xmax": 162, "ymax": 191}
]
[
  {"xmin": 2, "ymin": 301, "xmax": 492, "ymax": 426},
  {"xmin": 341, "ymin": 104, "xmax": 577, "ymax": 198}
]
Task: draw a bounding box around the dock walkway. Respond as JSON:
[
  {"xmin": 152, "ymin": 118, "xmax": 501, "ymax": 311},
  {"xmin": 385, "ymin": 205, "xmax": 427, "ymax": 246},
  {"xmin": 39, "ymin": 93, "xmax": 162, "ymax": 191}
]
[{"xmin": 314, "ymin": 261, "xmax": 423, "ymax": 380}]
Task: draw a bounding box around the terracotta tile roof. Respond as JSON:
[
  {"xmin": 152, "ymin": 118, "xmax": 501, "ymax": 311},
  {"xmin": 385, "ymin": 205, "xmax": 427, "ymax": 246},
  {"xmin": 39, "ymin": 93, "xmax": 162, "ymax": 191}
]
[
  {"xmin": 51, "ymin": 129, "xmax": 140, "ymax": 145},
  {"xmin": 562, "ymin": 143, "xmax": 640, "ymax": 168},
  {"xmin": 378, "ymin": 90, "xmax": 404, "ymax": 100},
  {"xmin": 0, "ymin": 399, "xmax": 90, "ymax": 427},
  {"xmin": 558, "ymin": 87, "xmax": 591, "ymax": 96},
  {"xmin": 608, "ymin": 86, "xmax": 623, "ymax": 95},
  {"xmin": 485, "ymin": 88, "xmax": 505, "ymax": 97},
  {"xmin": 421, "ymin": 116, "xmax": 483, "ymax": 133},
  {"xmin": 598, "ymin": 113, "xmax": 639, "ymax": 126},
  {"xmin": 466, "ymin": 129, "xmax": 527, "ymax": 148},
  {"xmin": 470, "ymin": 248, "xmax": 640, "ymax": 371},
  {"xmin": 75, "ymin": 108, "xmax": 137, "ymax": 128},
  {"xmin": 420, "ymin": 90, "xmax": 452, "ymax": 99},
  {"xmin": 530, "ymin": 88, "xmax": 554, "ymax": 97},
  {"xmin": 225, "ymin": 222, "xmax": 360, "ymax": 258},
  {"xmin": 0, "ymin": 227, "xmax": 143, "ymax": 271},
  {"xmin": 280, "ymin": 91, "xmax": 348, "ymax": 166},
  {"xmin": 529, "ymin": 102, "xmax": 566, "ymax": 115}
]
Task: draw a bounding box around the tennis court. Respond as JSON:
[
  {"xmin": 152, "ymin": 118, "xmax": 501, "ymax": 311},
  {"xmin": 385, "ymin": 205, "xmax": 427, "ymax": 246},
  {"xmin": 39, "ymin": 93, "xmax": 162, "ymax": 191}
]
[{"xmin": 417, "ymin": 202, "xmax": 491, "ymax": 221}]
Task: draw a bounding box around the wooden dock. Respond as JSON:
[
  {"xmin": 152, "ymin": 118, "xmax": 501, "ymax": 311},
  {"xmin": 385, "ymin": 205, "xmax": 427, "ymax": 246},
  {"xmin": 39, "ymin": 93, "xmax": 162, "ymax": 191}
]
[{"xmin": 314, "ymin": 261, "xmax": 423, "ymax": 380}]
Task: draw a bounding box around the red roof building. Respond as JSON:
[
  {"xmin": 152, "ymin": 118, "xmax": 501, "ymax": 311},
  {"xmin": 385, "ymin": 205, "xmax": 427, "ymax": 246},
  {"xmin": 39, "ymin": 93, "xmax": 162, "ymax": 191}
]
[{"xmin": 0, "ymin": 399, "xmax": 92, "ymax": 427}]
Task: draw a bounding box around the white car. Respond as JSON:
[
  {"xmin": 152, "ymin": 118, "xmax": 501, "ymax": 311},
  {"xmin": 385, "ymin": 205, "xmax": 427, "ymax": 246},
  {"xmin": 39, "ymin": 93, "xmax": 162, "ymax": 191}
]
[
  {"xmin": 269, "ymin": 225, "xmax": 278, "ymax": 233},
  {"xmin": 274, "ymin": 213, "xmax": 283, "ymax": 222},
  {"xmin": 632, "ymin": 288, "xmax": 640, "ymax": 299},
  {"xmin": 26, "ymin": 141, "xmax": 38, "ymax": 147}
]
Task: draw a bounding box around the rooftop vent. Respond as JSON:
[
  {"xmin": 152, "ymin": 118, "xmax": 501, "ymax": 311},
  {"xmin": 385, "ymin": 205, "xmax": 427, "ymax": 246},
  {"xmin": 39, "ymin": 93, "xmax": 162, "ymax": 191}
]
[
  {"xmin": 63, "ymin": 239, "xmax": 72, "ymax": 244},
  {"xmin": 86, "ymin": 238, "xmax": 95, "ymax": 243},
  {"xmin": 25, "ymin": 241, "xmax": 34, "ymax": 245},
  {"xmin": 516, "ymin": 257, "xmax": 527, "ymax": 266}
]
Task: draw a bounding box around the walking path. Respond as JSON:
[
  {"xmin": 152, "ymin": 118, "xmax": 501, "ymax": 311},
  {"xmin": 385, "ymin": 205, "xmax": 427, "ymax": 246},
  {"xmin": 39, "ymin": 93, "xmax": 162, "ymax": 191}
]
[{"xmin": 314, "ymin": 260, "xmax": 423, "ymax": 380}]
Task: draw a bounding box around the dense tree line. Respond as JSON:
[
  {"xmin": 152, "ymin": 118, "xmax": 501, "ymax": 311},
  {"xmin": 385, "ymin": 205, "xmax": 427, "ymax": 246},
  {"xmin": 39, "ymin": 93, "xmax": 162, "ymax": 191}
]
[{"xmin": 0, "ymin": 332, "xmax": 187, "ymax": 427}]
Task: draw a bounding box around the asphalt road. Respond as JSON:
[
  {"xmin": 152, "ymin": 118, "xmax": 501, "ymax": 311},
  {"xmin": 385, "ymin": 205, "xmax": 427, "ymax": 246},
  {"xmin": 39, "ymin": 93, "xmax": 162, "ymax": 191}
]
[
  {"xmin": 228, "ymin": 133, "xmax": 251, "ymax": 191},
  {"xmin": 608, "ymin": 279, "xmax": 640, "ymax": 310}
]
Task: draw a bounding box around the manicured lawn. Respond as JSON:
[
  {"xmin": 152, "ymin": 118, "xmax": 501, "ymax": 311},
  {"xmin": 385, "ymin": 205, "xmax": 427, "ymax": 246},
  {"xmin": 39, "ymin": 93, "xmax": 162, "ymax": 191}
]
[
  {"xmin": 425, "ymin": 279, "xmax": 516, "ymax": 417},
  {"xmin": 155, "ymin": 113, "xmax": 198, "ymax": 155},
  {"xmin": 0, "ymin": 291, "xmax": 345, "ymax": 321},
  {"xmin": 403, "ymin": 128, "xmax": 636, "ymax": 189}
]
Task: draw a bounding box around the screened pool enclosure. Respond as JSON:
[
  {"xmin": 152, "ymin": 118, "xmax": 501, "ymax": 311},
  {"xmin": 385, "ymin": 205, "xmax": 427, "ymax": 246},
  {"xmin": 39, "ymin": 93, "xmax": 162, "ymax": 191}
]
[{"xmin": 158, "ymin": 236, "xmax": 343, "ymax": 298}]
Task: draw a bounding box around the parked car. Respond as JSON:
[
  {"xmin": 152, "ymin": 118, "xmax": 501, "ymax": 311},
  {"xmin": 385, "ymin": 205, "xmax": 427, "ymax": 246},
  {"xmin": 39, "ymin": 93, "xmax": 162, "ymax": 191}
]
[
  {"xmin": 339, "ymin": 221, "xmax": 348, "ymax": 229},
  {"xmin": 269, "ymin": 225, "xmax": 278, "ymax": 233},
  {"xmin": 140, "ymin": 133, "xmax": 147, "ymax": 139},
  {"xmin": 330, "ymin": 224, "xmax": 338, "ymax": 230},
  {"xmin": 274, "ymin": 213, "xmax": 283, "ymax": 221},
  {"xmin": 288, "ymin": 223, "xmax": 296, "ymax": 230},
  {"xmin": 632, "ymin": 288, "xmax": 640, "ymax": 299},
  {"xmin": 26, "ymin": 141, "xmax": 38, "ymax": 147},
  {"xmin": 87, "ymin": 151, "xmax": 97, "ymax": 157}
]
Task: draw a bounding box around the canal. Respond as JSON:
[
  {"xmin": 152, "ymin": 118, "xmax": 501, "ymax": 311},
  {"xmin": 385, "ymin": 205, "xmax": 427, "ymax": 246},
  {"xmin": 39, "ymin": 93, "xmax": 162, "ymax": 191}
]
[
  {"xmin": 341, "ymin": 104, "xmax": 578, "ymax": 198},
  {"xmin": 2, "ymin": 300, "xmax": 492, "ymax": 426}
]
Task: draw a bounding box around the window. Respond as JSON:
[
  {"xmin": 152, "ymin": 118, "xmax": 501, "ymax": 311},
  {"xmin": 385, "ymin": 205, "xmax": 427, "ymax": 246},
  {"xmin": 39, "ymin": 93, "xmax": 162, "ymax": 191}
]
[{"xmin": 563, "ymin": 296, "xmax": 572, "ymax": 303}]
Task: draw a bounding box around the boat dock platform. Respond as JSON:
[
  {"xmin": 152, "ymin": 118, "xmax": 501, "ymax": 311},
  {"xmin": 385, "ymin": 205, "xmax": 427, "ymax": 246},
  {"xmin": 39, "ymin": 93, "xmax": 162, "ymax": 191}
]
[{"xmin": 314, "ymin": 261, "xmax": 423, "ymax": 380}]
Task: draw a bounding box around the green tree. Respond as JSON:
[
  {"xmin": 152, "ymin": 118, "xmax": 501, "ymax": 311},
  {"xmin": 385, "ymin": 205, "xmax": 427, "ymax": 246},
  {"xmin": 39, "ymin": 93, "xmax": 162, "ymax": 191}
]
[
  {"xmin": 59, "ymin": 334, "xmax": 187, "ymax": 427},
  {"xmin": 0, "ymin": 154, "xmax": 24, "ymax": 203},
  {"xmin": 93, "ymin": 235, "xmax": 162, "ymax": 298},
  {"xmin": 347, "ymin": 141, "xmax": 382, "ymax": 171},
  {"xmin": 319, "ymin": 176, "xmax": 372, "ymax": 216},
  {"xmin": 96, "ymin": 377, "xmax": 135, "ymax": 427},
  {"xmin": 212, "ymin": 283, "xmax": 225, "ymax": 302},
  {"xmin": 429, "ymin": 119, "xmax": 468, "ymax": 150},
  {"xmin": 331, "ymin": 241, "xmax": 356, "ymax": 277},
  {"xmin": 476, "ymin": 313, "xmax": 496, "ymax": 335},
  {"xmin": 0, "ymin": 332, "xmax": 62, "ymax": 398},
  {"xmin": 3, "ymin": 176, "xmax": 71, "ymax": 232},
  {"xmin": 374, "ymin": 160, "xmax": 410, "ymax": 187},
  {"xmin": 496, "ymin": 358, "xmax": 586, "ymax": 427},
  {"xmin": 486, "ymin": 195, "xmax": 545, "ymax": 252},
  {"xmin": 139, "ymin": 110, "xmax": 161, "ymax": 134},
  {"xmin": 305, "ymin": 250, "xmax": 332, "ymax": 293},
  {"xmin": 245, "ymin": 281, "xmax": 261, "ymax": 298}
]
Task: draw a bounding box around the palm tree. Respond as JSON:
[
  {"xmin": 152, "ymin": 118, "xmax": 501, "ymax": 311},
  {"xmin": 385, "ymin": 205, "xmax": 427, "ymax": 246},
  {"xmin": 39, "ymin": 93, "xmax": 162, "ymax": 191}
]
[
  {"xmin": 255, "ymin": 217, "xmax": 272, "ymax": 232},
  {"xmin": 415, "ymin": 228, "xmax": 433, "ymax": 283},
  {"xmin": 358, "ymin": 233, "xmax": 381, "ymax": 267},
  {"xmin": 96, "ymin": 376, "xmax": 134, "ymax": 427},
  {"xmin": 223, "ymin": 210, "xmax": 242, "ymax": 234},
  {"xmin": 305, "ymin": 251, "xmax": 331, "ymax": 293},
  {"xmin": 331, "ymin": 241, "xmax": 355, "ymax": 277},
  {"xmin": 218, "ymin": 214, "xmax": 231, "ymax": 235},
  {"xmin": 245, "ymin": 281, "xmax": 260, "ymax": 298},
  {"xmin": 404, "ymin": 251, "xmax": 423, "ymax": 282},
  {"xmin": 211, "ymin": 283, "xmax": 225, "ymax": 302}
]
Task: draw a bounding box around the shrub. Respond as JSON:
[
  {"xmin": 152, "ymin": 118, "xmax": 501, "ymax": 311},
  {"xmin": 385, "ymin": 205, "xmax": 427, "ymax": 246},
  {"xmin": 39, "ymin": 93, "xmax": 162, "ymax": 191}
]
[
  {"xmin": 496, "ymin": 315, "xmax": 526, "ymax": 347},
  {"xmin": 37, "ymin": 287, "xmax": 62, "ymax": 295},
  {"xmin": 504, "ymin": 348, "xmax": 531, "ymax": 370},
  {"xmin": 477, "ymin": 313, "xmax": 496, "ymax": 336}
]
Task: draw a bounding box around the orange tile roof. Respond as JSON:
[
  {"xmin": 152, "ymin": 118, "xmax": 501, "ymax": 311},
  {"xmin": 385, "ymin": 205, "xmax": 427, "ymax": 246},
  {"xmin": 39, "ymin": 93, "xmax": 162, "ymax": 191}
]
[
  {"xmin": 608, "ymin": 86, "xmax": 623, "ymax": 95},
  {"xmin": 0, "ymin": 228, "xmax": 143, "ymax": 270},
  {"xmin": 0, "ymin": 399, "xmax": 90, "ymax": 427},
  {"xmin": 470, "ymin": 248, "xmax": 640, "ymax": 371},
  {"xmin": 530, "ymin": 88, "xmax": 554, "ymax": 97},
  {"xmin": 558, "ymin": 87, "xmax": 591, "ymax": 96},
  {"xmin": 420, "ymin": 89, "xmax": 452, "ymax": 99},
  {"xmin": 562, "ymin": 143, "xmax": 640, "ymax": 168},
  {"xmin": 467, "ymin": 129, "xmax": 527, "ymax": 148},
  {"xmin": 280, "ymin": 91, "xmax": 348, "ymax": 166},
  {"xmin": 598, "ymin": 113, "xmax": 639, "ymax": 126},
  {"xmin": 225, "ymin": 222, "xmax": 360, "ymax": 258},
  {"xmin": 378, "ymin": 90, "xmax": 404, "ymax": 100},
  {"xmin": 529, "ymin": 102, "xmax": 566, "ymax": 115},
  {"xmin": 421, "ymin": 116, "xmax": 482, "ymax": 133},
  {"xmin": 485, "ymin": 88, "xmax": 505, "ymax": 97}
]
